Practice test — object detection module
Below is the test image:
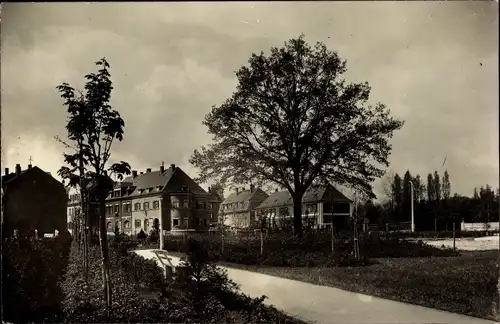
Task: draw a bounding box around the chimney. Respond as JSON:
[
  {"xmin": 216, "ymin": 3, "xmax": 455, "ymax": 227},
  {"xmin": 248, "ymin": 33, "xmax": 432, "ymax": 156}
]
[
  {"xmin": 146, "ymin": 168, "xmax": 152, "ymax": 173},
  {"xmin": 28, "ymin": 164, "xmax": 32, "ymax": 169},
  {"xmin": 275, "ymin": 188, "xmax": 278, "ymax": 192},
  {"xmin": 250, "ymin": 184, "xmax": 255, "ymax": 192},
  {"xmin": 208, "ymin": 187, "xmax": 211, "ymax": 193},
  {"xmin": 236, "ymin": 188, "xmax": 239, "ymax": 195},
  {"xmin": 4, "ymin": 168, "xmax": 9, "ymax": 176},
  {"xmin": 132, "ymin": 170, "xmax": 137, "ymax": 178},
  {"xmin": 15, "ymin": 164, "xmax": 21, "ymax": 176},
  {"xmin": 160, "ymin": 165, "xmax": 165, "ymax": 173},
  {"xmin": 170, "ymin": 164, "xmax": 176, "ymax": 171}
]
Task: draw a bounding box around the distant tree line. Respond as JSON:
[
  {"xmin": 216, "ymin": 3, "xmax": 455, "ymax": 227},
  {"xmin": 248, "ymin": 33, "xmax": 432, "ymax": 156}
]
[{"xmin": 361, "ymin": 169, "xmax": 499, "ymax": 231}]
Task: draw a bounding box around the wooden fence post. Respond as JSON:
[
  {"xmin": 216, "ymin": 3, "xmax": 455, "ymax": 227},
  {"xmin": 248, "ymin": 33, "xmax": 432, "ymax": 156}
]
[
  {"xmin": 452, "ymin": 222, "xmax": 456, "ymax": 252},
  {"xmin": 331, "ymin": 220, "xmax": 335, "ymax": 254}
]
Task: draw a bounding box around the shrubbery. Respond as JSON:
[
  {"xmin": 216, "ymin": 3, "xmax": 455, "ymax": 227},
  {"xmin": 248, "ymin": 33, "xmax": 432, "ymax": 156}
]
[
  {"xmin": 2, "ymin": 233, "xmax": 72, "ymax": 323},
  {"xmin": 60, "ymin": 236, "xmax": 306, "ymax": 323},
  {"xmin": 159, "ymin": 231, "xmax": 458, "ymax": 267}
]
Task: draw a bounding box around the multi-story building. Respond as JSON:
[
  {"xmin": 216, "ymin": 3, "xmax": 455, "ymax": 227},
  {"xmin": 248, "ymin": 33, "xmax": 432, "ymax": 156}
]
[
  {"xmin": 2, "ymin": 164, "xmax": 67, "ymax": 237},
  {"xmin": 219, "ymin": 185, "xmax": 269, "ymax": 229},
  {"xmin": 105, "ymin": 163, "xmax": 222, "ymax": 235},
  {"xmin": 255, "ymin": 183, "xmax": 353, "ymax": 230}
]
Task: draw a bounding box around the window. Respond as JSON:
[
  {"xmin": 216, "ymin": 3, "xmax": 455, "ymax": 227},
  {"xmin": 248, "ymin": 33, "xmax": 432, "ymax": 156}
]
[
  {"xmin": 183, "ymin": 200, "xmax": 189, "ymax": 208},
  {"xmin": 171, "ymin": 197, "xmax": 179, "ymax": 208},
  {"xmin": 183, "ymin": 218, "xmax": 188, "ymax": 227},
  {"xmin": 124, "ymin": 220, "xmax": 130, "ymax": 229},
  {"xmin": 209, "ymin": 203, "xmax": 213, "ymax": 209},
  {"xmin": 173, "ymin": 219, "xmax": 179, "ymax": 226},
  {"xmin": 135, "ymin": 219, "xmax": 141, "ymax": 228},
  {"xmin": 240, "ymin": 202, "xmax": 244, "ymax": 208},
  {"xmin": 143, "ymin": 202, "xmax": 149, "ymax": 210},
  {"xmin": 106, "ymin": 221, "xmax": 112, "ymax": 230},
  {"xmin": 153, "ymin": 201, "xmax": 159, "ymax": 209},
  {"xmin": 134, "ymin": 203, "xmax": 141, "ymax": 211},
  {"xmin": 124, "ymin": 203, "xmax": 131, "ymax": 213},
  {"xmin": 114, "ymin": 204, "xmax": 119, "ymax": 214}
]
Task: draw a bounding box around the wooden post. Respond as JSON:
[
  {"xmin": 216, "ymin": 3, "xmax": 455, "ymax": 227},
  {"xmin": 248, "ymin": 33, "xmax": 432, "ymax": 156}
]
[
  {"xmin": 452, "ymin": 222, "xmax": 456, "ymax": 252},
  {"xmin": 260, "ymin": 230, "xmax": 263, "ymax": 257},
  {"xmin": 331, "ymin": 220, "xmax": 335, "ymax": 254}
]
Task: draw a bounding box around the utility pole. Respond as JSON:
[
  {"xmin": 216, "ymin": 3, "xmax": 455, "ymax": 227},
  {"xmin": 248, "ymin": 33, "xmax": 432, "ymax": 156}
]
[{"xmin": 409, "ymin": 180, "xmax": 415, "ymax": 232}]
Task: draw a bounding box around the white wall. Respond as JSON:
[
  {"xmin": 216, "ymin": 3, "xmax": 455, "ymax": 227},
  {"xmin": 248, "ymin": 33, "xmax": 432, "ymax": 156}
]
[{"xmin": 461, "ymin": 222, "xmax": 499, "ymax": 231}]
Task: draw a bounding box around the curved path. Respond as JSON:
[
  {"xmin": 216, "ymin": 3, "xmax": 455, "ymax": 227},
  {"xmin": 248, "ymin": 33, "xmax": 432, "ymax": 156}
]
[{"xmin": 135, "ymin": 249, "xmax": 496, "ymax": 324}]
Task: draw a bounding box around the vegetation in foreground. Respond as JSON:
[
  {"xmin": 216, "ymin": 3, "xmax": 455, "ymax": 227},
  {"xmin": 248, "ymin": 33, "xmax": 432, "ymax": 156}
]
[
  {"xmin": 156, "ymin": 231, "xmax": 459, "ymax": 267},
  {"xmin": 223, "ymin": 250, "xmax": 499, "ymax": 321},
  {"xmin": 60, "ymin": 237, "xmax": 307, "ymax": 323},
  {"xmin": 2, "ymin": 234, "xmax": 308, "ymax": 323}
]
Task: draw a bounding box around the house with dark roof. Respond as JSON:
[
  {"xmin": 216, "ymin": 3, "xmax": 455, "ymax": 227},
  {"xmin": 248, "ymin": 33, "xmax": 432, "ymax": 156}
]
[
  {"xmin": 255, "ymin": 183, "xmax": 353, "ymax": 230},
  {"xmin": 219, "ymin": 185, "xmax": 269, "ymax": 229},
  {"xmin": 105, "ymin": 163, "xmax": 222, "ymax": 235},
  {"xmin": 2, "ymin": 164, "xmax": 67, "ymax": 237}
]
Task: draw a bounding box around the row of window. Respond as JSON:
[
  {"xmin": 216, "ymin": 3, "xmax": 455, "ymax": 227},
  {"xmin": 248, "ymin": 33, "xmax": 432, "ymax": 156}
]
[
  {"xmin": 221, "ymin": 202, "xmax": 246, "ymax": 210},
  {"xmin": 68, "ymin": 194, "xmax": 81, "ymax": 202},
  {"xmin": 105, "ymin": 200, "xmax": 213, "ymax": 213},
  {"xmin": 259, "ymin": 203, "xmax": 351, "ymax": 216},
  {"xmin": 105, "ymin": 217, "xmax": 209, "ymax": 231}
]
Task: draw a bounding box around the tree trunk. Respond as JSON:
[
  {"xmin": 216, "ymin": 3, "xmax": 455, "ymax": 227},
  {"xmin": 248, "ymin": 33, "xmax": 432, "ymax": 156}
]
[
  {"xmin": 292, "ymin": 194, "xmax": 304, "ymax": 239},
  {"xmin": 98, "ymin": 199, "xmax": 112, "ymax": 308}
]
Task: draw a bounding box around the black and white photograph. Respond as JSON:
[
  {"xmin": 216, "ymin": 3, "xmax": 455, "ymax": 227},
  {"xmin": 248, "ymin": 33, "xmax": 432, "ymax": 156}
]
[{"xmin": 1, "ymin": 2, "xmax": 498, "ymax": 324}]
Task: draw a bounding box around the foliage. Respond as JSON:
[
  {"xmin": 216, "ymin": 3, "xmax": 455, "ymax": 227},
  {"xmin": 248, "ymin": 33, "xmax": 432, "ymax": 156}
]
[
  {"xmin": 158, "ymin": 231, "xmax": 457, "ymax": 268},
  {"xmin": 137, "ymin": 229, "xmax": 147, "ymax": 240},
  {"xmin": 2, "ymin": 236, "xmax": 72, "ymax": 323},
  {"xmin": 190, "ymin": 35, "xmax": 404, "ymax": 237},
  {"xmin": 371, "ymin": 168, "xmax": 499, "ymax": 230},
  {"xmin": 60, "ymin": 236, "xmax": 306, "ymax": 323},
  {"xmin": 56, "ymin": 58, "xmax": 132, "ymax": 307}
]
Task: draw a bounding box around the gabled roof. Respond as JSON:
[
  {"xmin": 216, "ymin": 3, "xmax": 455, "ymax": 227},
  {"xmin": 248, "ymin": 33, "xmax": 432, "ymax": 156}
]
[
  {"xmin": 222, "ymin": 187, "xmax": 268, "ymax": 205},
  {"xmin": 119, "ymin": 168, "xmax": 175, "ymax": 197},
  {"xmin": 256, "ymin": 184, "xmax": 352, "ymax": 209},
  {"xmin": 2, "ymin": 166, "xmax": 60, "ymax": 189}
]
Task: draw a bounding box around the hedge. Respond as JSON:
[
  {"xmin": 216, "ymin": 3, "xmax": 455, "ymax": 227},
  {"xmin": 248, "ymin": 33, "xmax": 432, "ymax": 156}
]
[{"xmin": 2, "ymin": 232, "xmax": 72, "ymax": 323}]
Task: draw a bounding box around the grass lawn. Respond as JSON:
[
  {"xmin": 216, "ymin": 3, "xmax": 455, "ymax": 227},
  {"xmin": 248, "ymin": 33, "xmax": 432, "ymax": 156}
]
[{"xmin": 221, "ymin": 250, "xmax": 499, "ymax": 321}]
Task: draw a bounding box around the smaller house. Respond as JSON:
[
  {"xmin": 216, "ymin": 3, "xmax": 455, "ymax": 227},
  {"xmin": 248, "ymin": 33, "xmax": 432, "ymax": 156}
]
[
  {"xmin": 219, "ymin": 185, "xmax": 269, "ymax": 229},
  {"xmin": 2, "ymin": 164, "xmax": 67, "ymax": 237},
  {"xmin": 255, "ymin": 184, "xmax": 353, "ymax": 230}
]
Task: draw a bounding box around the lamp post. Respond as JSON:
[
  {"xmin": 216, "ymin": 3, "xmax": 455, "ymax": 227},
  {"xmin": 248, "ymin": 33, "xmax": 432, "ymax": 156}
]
[
  {"xmin": 409, "ymin": 181, "xmax": 415, "ymax": 232},
  {"xmin": 159, "ymin": 197, "xmax": 164, "ymax": 250}
]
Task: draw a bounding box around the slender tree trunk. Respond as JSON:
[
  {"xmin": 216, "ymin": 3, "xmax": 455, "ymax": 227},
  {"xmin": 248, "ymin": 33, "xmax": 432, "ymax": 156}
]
[
  {"xmin": 292, "ymin": 194, "xmax": 304, "ymax": 239},
  {"xmin": 98, "ymin": 198, "xmax": 112, "ymax": 308}
]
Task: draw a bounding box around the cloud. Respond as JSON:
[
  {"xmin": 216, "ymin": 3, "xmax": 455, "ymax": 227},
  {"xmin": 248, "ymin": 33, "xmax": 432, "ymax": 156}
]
[{"xmin": 1, "ymin": 2, "xmax": 498, "ymax": 198}]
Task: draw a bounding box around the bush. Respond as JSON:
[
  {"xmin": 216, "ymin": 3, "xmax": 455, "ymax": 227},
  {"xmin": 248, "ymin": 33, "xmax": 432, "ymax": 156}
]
[
  {"xmin": 136, "ymin": 229, "xmax": 147, "ymax": 240},
  {"xmin": 147, "ymin": 229, "xmax": 159, "ymax": 243},
  {"xmin": 2, "ymin": 235, "xmax": 72, "ymax": 323}
]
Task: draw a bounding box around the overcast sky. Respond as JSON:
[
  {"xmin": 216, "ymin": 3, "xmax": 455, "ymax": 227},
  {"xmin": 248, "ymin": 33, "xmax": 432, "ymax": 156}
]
[{"xmin": 1, "ymin": 2, "xmax": 498, "ymax": 199}]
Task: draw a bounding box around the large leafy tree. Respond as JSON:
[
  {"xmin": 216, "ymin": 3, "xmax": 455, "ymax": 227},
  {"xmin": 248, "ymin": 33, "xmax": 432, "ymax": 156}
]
[
  {"xmin": 55, "ymin": 58, "xmax": 130, "ymax": 308},
  {"xmin": 190, "ymin": 35, "xmax": 404, "ymax": 237}
]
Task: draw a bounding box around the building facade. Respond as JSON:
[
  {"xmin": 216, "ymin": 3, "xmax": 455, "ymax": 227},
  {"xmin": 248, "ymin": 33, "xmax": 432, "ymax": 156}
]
[
  {"xmin": 219, "ymin": 185, "xmax": 269, "ymax": 229},
  {"xmin": 255, "ymin": 184, "xmax": 353, "ymax": 230},
  {"xmin": 2, "ymin": 164, "xmax": 67, "ymax": 237},
  {"xmin": 105, "ymin": 164, "xmax": 222, "ymax": 235}
]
